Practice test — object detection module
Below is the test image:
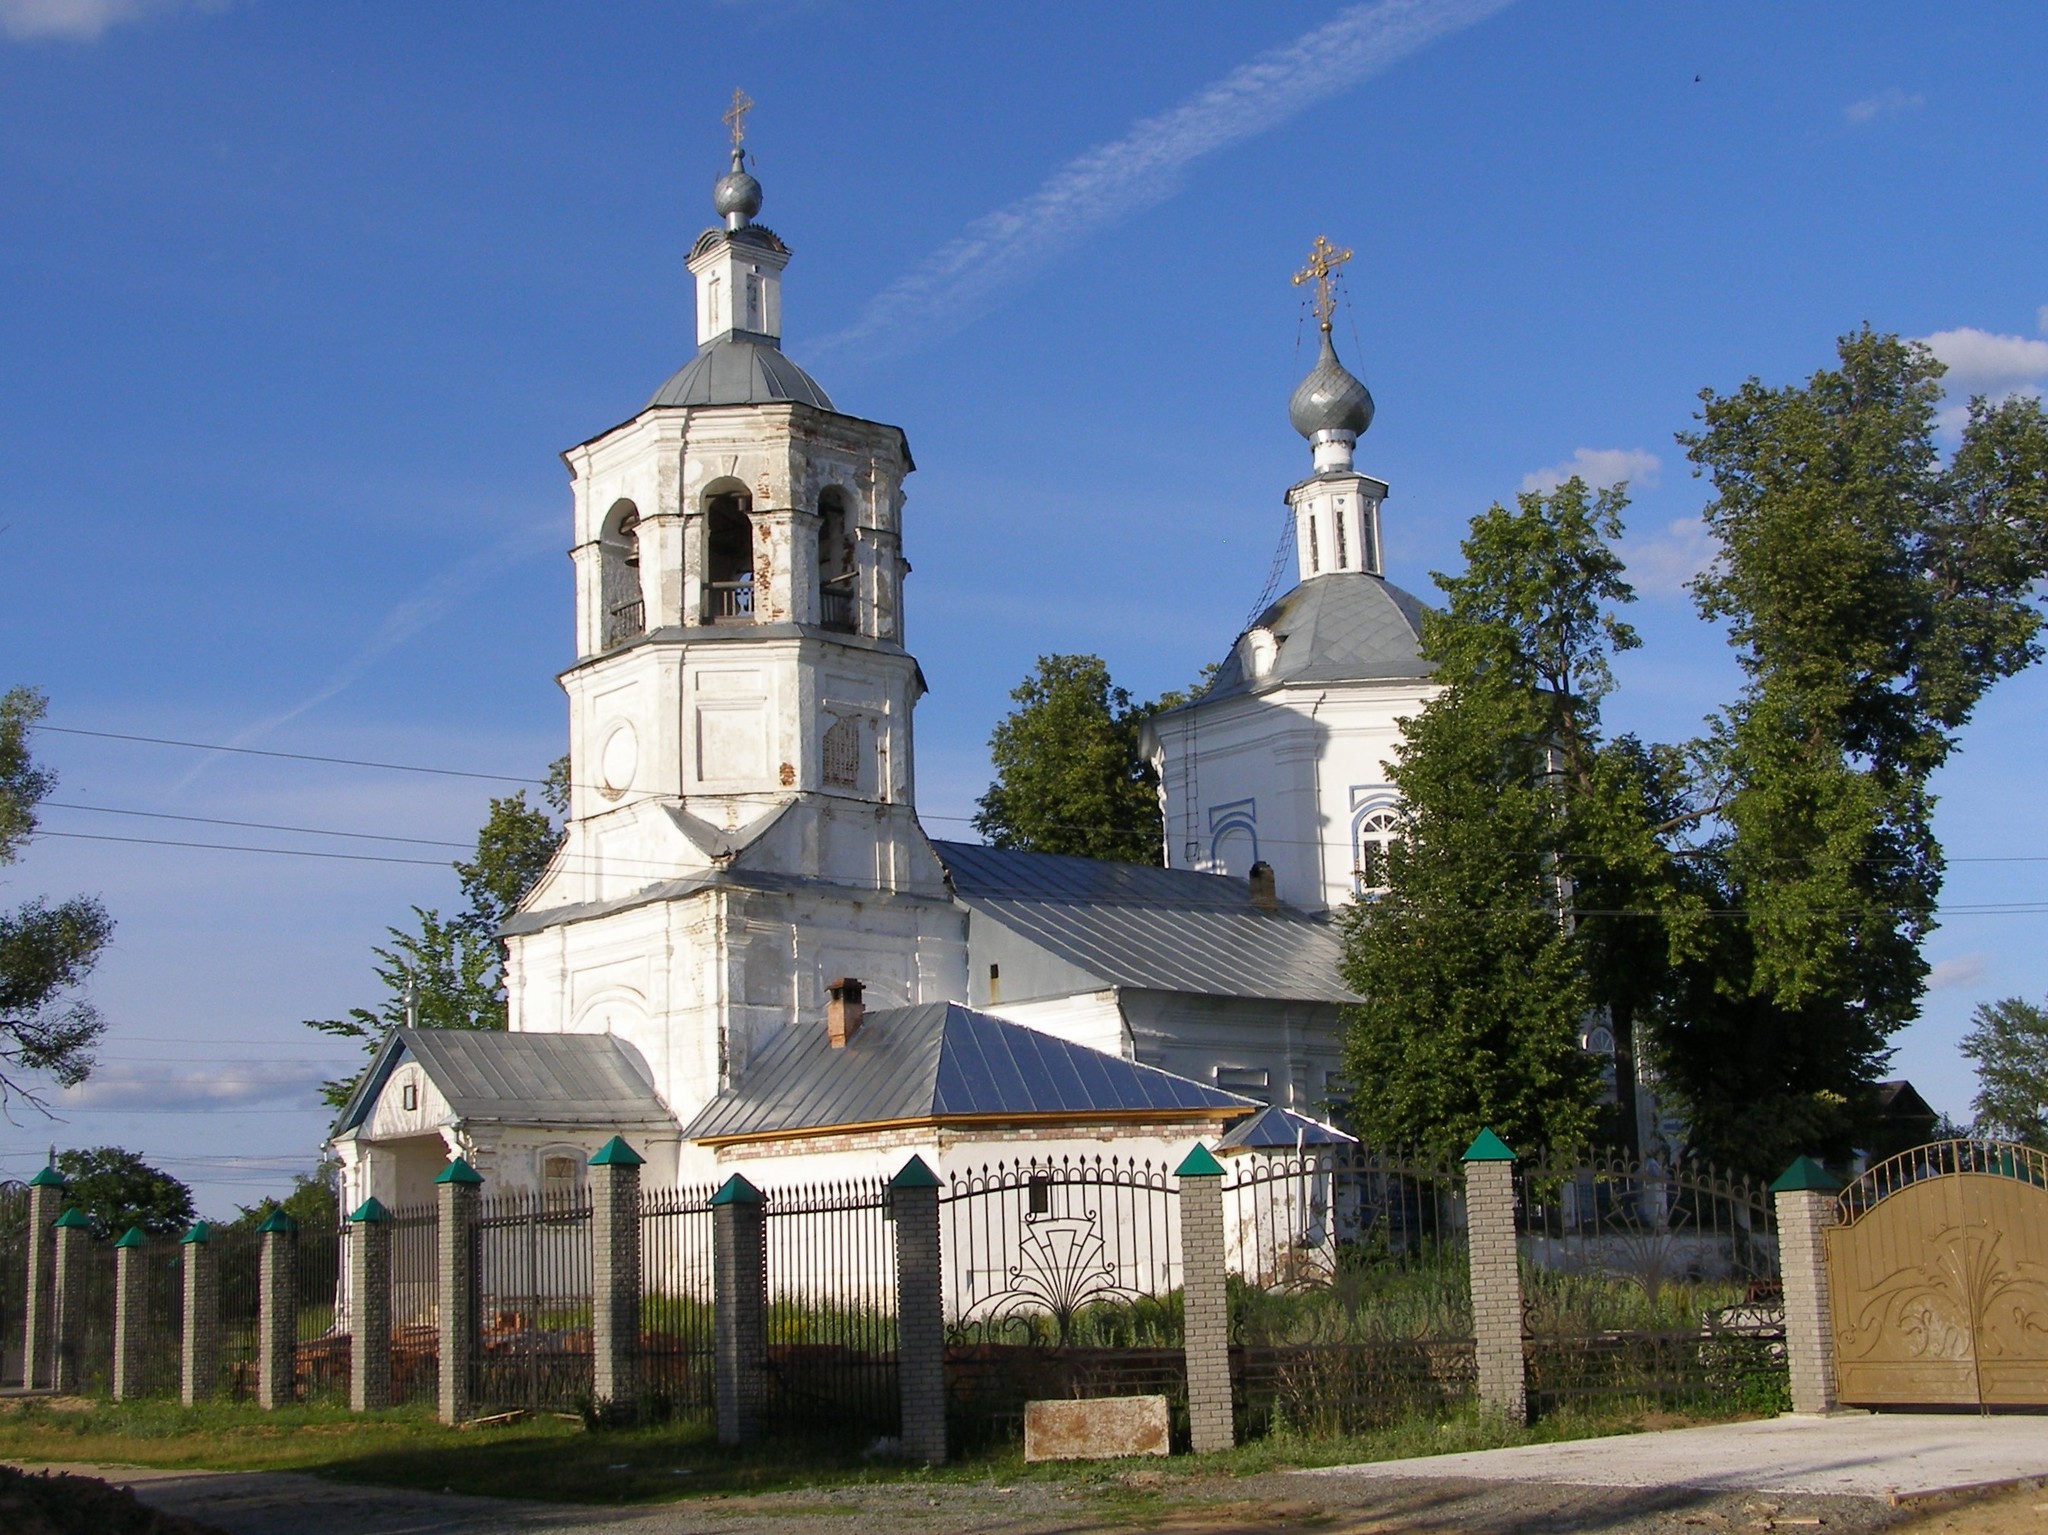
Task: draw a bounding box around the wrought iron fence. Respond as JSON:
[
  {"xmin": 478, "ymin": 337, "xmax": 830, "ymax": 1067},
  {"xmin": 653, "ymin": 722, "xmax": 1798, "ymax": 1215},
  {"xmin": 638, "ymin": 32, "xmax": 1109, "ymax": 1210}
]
[
  {"xmin": 762, "ymin": 1177, "xmax": 898, "ymax": 1437},
  {"xmin": 388, "ymin": 1204, "xmax": 439, "ymax": 1405},
  {"xmin": 474, "ymin": 1190, "xmax": 593, "ymax": 1413},
  {"xmin": 605, "ymin": 598, "xmax": 646, "ymax": 649},
  {"xmin": 1837, "ymin": 1138, "xmax": 2048, "ymax": 1224},
  {"xmin": 214, "ymin": 1224, "xmax": 263, "ymax": 1400},
  {"xmin": 295, "ymin": 1219, "xmax": 348, "ymax": 1404},
  {"xmin": 134, "ymin": 1236, "xmax": 184, "ymax": 1398},
  {"xmin": 640, "ymin": 1182, "xmax": 717, "ymax": 1424},
  {"xmin": 62, "ymin": 1238, "xmax": 118, "ymax": 1394},
  {"xmin": 942, "ymin": 1156, "xmax": 1182, "ymax": 1447},
  {"xmin": 1224, "ymin": 1149, "xmax": 1473, "ymax": 1436},
  {"xmin": 0, "ymin": 1181, "xmax": 25, "ymax": 1387},
  {"xmin": 1518, "ymin": 1149, "xmax": 1785, "ymax": 1410}
]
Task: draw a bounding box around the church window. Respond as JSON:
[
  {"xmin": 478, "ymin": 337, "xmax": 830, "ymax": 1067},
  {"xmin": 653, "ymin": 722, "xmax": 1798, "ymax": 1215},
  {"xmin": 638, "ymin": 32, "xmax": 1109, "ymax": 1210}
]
[
  {"xmin": 822, "ymin": 715, "xmax": 861, "ymax": 788},
  {"xmin": 1307, "ymin": 514, "xmax": 1320, "ymax": 573},
  {"xmin": 1333, "ymin": 499, "xmax": 1348, "ymax": 569},
  {"xmin": 400, "ymin": 1080, "xmax": 418, "ymax": 1112},
  {"xmin": 1026, "ymin": 1173, "xmax": 1052, "ymax": 1217},
  {"xmin": 542, "ymin": 1153, "xmax": 583, "ymax": 1209},
  {"xmin": 705, "ymin": 487, "xmax": 755, "ymax": 622},
  {"xmin": 816, "ymin": 487, "xmax": 856, "ymax": 632},
  {"xmin": 987, "ymin": 962, "xmax": 1000, "ymax": 1005},
  {"xmin": 1216, "ymin": 1065, "xmax": 1272, "ymax": 1101},
  {"xmin": 600, "ymin": 500, "xmax": 644, "ymax": 650},
  {"xmin": 1353, "ymin": 806, "xmax": 1401, "ymax": 895}
]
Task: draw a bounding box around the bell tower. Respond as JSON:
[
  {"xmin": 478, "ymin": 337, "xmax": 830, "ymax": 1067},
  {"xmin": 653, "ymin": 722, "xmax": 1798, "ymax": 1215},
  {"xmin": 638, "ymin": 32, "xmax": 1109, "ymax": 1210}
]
[{"xmin": 1285, "ymin": 235, "xmax": 1386, "ymax": 580}]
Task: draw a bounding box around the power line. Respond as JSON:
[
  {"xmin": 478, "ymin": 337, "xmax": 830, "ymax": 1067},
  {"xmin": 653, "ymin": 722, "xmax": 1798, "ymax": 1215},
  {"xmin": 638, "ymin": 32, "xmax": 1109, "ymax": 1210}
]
[
  {"xmin": 46, "ymin": 801, "xmax": 472, "ymax": 850},
  {"xmin": 36, "ymin": 725, "xmax": 548, "ymax": 788}
]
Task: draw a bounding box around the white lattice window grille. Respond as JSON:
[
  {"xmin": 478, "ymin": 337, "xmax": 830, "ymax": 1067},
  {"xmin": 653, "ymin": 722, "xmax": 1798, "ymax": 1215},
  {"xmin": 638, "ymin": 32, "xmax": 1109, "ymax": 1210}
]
[
  {"xmin": 822, "ymin": 716, "xmax": 861, "ymax": 788},
  {"xmin": 1353, "ymin": 807, "xmax": 1401, "ymax": 895}
]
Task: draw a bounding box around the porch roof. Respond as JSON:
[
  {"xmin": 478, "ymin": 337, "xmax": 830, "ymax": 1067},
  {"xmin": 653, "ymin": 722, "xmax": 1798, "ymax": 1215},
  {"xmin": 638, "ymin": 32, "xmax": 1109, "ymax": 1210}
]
[{"xmin": 331, "ymin": 1028, "xmax": 674, "ymax": 1137}]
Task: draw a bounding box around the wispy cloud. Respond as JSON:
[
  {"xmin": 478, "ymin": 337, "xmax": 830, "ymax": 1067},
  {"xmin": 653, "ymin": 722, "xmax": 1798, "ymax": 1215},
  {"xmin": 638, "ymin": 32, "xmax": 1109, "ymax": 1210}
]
[
  {"xmin": 1919, "ymin": 320, "xmax": 2048, "ymax": 434},
  {"xmin": 175, "ymin": 519, "xmax": 557, "ymax": 788},
  {"xmin": 1520, "ymin": 447, "xmax": 1661, "ymax": 495},
  {"xmin": 1623, "ymin": 516, "xmax": 1713, "ymax": 599},
  {"xmin": 815, "ymin": 0, "xmax": 1516, "ymax": 358},
  {"xmin": 54, "ymin": 1058, "xmax": 331, "ymax": 1112},
  {"xmin": 1844, "ymin": 87, "xmax": 1923, "ymax": 125},
  {"xmin": 1927, "ymin": 952, "xmax": 1989, "ymax": 993},
  {"xmin": 0, "ymin": 0, "xmax": 224, "ymax": 42}
]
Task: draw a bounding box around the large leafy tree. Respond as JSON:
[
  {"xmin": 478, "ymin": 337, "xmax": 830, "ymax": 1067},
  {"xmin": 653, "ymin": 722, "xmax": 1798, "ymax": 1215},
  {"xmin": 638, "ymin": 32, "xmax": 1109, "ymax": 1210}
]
[
  {"xmin": 1958, "ymin": 997, "xmax": 2048, "ymax": 1149},
  {"xmin": 1, "ymin": 687, "xmax": 114, "ymax": 1107},
  {"xmin": 50, "ymin": 1145, "xmax": 194, "ymax": 1241},
  {"xmin": 309, "ymin": 760, "xmax": 566, "ymax": 1110},
  {"xmin": 973, "ymin": 655, "xmax": 1165, "ymax": 864},
  {"xmin": 1659, "ymin": 329, "xmax": 2048, "ymax": 1171},
  {"xmin": 1339, "ymin": 478, "xmax": 1663, "ymax": 1156}
]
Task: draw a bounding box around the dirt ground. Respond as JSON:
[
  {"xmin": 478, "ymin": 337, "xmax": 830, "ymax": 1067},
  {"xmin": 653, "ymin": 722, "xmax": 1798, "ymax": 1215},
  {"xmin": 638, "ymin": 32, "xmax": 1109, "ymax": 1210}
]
[{"xmin": 15, "ymin": 1461, "xmax": 2046, "ymax": 1535}]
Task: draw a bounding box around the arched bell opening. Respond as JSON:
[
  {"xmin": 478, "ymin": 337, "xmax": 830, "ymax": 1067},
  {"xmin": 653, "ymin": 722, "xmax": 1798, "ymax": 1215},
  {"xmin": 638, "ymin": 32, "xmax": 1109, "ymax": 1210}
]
[
  {"xmin": 816, "ymin": 486, "xmax": 856, "ymax": 632},
  {"xmin": 703, "ymin": 482, "xmax": 755, "ymax": 623},
  {"xmin": 600, "ymin": 500, "xmax": 644, "ymax": 649}
]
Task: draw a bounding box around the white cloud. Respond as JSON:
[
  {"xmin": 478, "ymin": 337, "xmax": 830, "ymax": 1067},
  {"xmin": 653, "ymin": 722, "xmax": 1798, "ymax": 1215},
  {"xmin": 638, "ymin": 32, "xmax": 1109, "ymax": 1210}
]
[
  {"xmin": 54, "ymin": 1057, "xmax": 332, "ymax": 1112},
  {"xmin": 1927, "ymin": 953, "xmax": 1989, "ymax": 993},
  {"xmin": 1623, "ymin": 516, "xmax": 1713, "ymax": 598},
  {"xmin": 0, "ymin": 0, "xmax": 221, "ymax": 41},
  {"xmin": 1844, "ymin": 88, "xmax": 1923, "ymax": 125},
  {"xmin": 1519, "ymin": 447, "xmax": 1661, "ymax": 496},
  {"xmin": 1921, "ymin": 326, "xmax": 2048, "ymax": 397},
  {"xmin": 816, "ymin": 0, "xmax": 1516, "ymax": 357}
]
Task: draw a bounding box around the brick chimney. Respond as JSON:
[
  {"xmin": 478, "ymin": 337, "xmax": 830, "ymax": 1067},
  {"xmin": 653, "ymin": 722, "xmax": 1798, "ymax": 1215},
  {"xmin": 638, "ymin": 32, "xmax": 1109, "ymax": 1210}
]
[
  {"xmin": 1248, "ymin": 861, "xmax": 1278, "ymax": 911},
  {"xmin": 826, "ymin": 977, "xmax": 865, "ymax": 1048}
]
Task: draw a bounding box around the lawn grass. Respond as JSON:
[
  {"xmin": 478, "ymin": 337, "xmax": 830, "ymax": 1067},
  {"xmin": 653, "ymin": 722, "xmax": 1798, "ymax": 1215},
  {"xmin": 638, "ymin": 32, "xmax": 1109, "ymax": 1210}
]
[{"xmin": 0, "ymin": 1394, "xmax": 1765, "ymax": 1509}]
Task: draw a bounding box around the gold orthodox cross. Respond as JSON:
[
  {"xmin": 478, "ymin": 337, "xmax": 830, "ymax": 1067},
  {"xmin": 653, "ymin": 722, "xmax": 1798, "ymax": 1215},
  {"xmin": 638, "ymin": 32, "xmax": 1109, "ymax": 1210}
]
[
  {"xmin": 723, "ymin": 88, "xmax": 755, "ymax": 149},
  {"xmin": 1292, "ymin": 234, "xmax": 1354, "ymax": 328}
]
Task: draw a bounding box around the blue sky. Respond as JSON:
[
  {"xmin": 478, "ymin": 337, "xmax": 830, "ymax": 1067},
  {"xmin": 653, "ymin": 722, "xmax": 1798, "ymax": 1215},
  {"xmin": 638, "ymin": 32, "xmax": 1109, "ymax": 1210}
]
[{"xmin": 3, "ymin": 0, "xmax": 2044, "ymax": 1212}]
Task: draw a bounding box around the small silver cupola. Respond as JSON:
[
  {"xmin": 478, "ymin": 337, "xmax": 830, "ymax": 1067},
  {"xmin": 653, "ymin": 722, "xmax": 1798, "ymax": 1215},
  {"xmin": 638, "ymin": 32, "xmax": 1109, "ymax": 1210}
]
[
  {"xmin": 1288, "ymin": 235, "xmax": 1374, "ymax": 473},
  {"xmin": 713, "ymin": 89, "xmax": 763, "ymax": 229}
]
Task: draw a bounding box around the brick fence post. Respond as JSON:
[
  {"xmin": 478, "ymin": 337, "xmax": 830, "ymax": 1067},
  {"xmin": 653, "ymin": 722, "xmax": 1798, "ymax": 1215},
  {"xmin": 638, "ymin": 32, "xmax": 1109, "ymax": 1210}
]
[
  {"xmin": 1772, "ymin": 1156, "xmax": 1842, "ymax": 1416},
  {"xmin": 1177, "ymin": 1144, "xmax": 1235, "ymax": 1453},
  {"xmin": 1462, "ymin": 1128, "xmax": 1527, "ymax": 1424},
  {"xmin": 889, "ymin": 1155, "xmax": 946, "ymax": 1465},
  {"xmin": 23, "ymin": 1166, "xmax": 63, "ymax": 1390},
  {"xmin": 711, "ymin": 1174, "xmax": 766, "ymax": 1446},
  {"xmin": 51, "ymin": 1207, "xmax": 92, "ymax": 1393},
  {"xmin": 349, "ymin": 1197, "xmax": 394, "ymax": 1411},
  {"xmin": 256, "ymin": 1211, "xmax": 300, "ymax": 1410},
  {"xmin": 113, "ymin": 1227, "xmax": 149, "ymax": 1401},
  {"xmin": 590, "ymin": 1136, "xmax": 645, "ymax": 1417},
  {"xmin": 180, "ymin": 1221, "xmax": 218, "ymax": 1405},
  {"xmin": 435, "ymin": 1157, "xmax": 482, "ymax": 1426}
]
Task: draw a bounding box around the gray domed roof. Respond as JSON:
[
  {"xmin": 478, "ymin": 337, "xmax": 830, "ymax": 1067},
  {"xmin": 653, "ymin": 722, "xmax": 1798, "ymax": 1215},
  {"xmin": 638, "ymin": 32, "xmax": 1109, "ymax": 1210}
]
[
  {"xmin": 648, "ymin": 334, "xmax": 835, "ymax": 412},
  {"xmin": 1288, "ymin": 328, "xmax": 1375, "ymax": 440},
  {"xmin": 1198, "ymin": 573, "xmax": 1431, "ymax": 703},
  {"xmin": 713, "ymin": 148, "xmax": 763, "ymax": 223}
]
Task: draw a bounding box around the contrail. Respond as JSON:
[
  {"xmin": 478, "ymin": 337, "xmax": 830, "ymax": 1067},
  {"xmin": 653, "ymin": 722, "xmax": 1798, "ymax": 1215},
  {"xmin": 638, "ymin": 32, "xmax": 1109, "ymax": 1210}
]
[{"xmin": 813, "ymin": 0, "xmax": 1516, "ymax": 358}]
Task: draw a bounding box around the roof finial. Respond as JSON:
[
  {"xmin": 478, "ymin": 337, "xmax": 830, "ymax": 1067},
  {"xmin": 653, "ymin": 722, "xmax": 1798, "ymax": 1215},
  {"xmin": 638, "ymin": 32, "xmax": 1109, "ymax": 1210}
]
[
  {"xmin": 723, "ymin": 88, "xmax": 754, "ymax": 153},
  {"xmin": 712, "ymin": 90, "xmax": 764, "ymax": 229},
  {"xmin": 1291, "ymin": 234, "xmax": 1354, "ymax": 332}
]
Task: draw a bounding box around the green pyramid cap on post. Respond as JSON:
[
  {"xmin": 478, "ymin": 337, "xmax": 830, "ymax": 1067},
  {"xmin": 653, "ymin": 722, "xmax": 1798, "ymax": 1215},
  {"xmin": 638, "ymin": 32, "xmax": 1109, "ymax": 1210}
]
[
  {"xmin": 589, "ymin": 1136, "xmax": 644, "ymax": 1167},
  {"xmin": 708, "ymin": 1173, "xmax": 763, "ymax": 1207},
  {"xmin": 1770, "ymin": 1155, "xmax": 1841, "ymax": 1194},
  {"xmin": 1462, "ymin": 1127, "xmax": 1517, "ymax": 1163},
  {"xmin": 53, "ymin": 1207, "xmax": 92, "ymax": 1230},
  {"xmin": 1175, "ymin": 1143, "xmax": 1224, "ymax": 1178},
  {"xmin": 28, "ymin": 1165, "xmax": 65, "ymax": 1189},
  {"xmin": 889, "ymin": 1154, "xmax": 940, "ymax": 1190},
  {"xmin": 435, "ymin": 1157, "xmax": 483, "ymax": 1186},
  {"xmin": 115, "ymin": 1226, "xmax": 149, "ymax": 1249},
  {"xmin": 180, "ymin": 1220, "xmax": 211, "ymax": 1246},
  {"xmin": 349, "ymin": 1196, "xmax": 392, "ymax": 1224},
  {"xmin": 257, "ymin": 1209, "xmax": 299, "ymax": 1235}
]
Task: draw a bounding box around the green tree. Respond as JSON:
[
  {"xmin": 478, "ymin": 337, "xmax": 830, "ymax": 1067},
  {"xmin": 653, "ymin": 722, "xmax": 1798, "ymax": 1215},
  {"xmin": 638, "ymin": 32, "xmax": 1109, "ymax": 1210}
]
[
  {"xmin": 452, "ymin": 756, "xmax": 567, "ymax": 935},
  {"xmin": 1959, "ymin": 997, "xmax": 2048, "ymax": 1148},
  {"xmin": 50, "ymin": 1145, "xmax": 194, "ymax": 1240},
  {"xmin": 1338, "ymin": 478, "xmax": 1657, "ymax": 1156},
  {"xmin": 230, "ymin": 1160, "xmax": 342, "ymax": 1232},
  {"xmin": 973, "ymin": 654, "xmax": 1164, "ymax": 863},
  {"xmin": 1, "ymin": 687, "xmax": 114, "ymax": 1107},
  {"xmin": 1660, "ymin": 328, "xmax": 2048, "ymax": 1171}
]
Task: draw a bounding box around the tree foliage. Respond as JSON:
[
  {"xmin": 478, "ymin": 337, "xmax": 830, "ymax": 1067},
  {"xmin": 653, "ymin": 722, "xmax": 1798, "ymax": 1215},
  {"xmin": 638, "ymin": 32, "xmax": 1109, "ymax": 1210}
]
[
  {"xmin": 50, "ymin": 1145, "xmax": 195, "ymax": 1240},
  {"xmin": 1657, "ymin": 329, "xmax": 2048, "ymax": 1170},
  {"xmin": 0, "ymin": 687, "xmax": 114, "ymax": 1107},
  {"xmin": 229, "ymin": 1161, "xmax": 342, "ymax": 1232},
  {"xmin": 973, "ymin": 655, "xmax": 1165, "ymax": 864},
  {"xmin": 1339, "ymin": 478, "xmax": 1655, "ymax": 1156},
  {"xmin": 308, "ymin": 758, "xmax": 566, "ymax": 1110},
  {"xmin": 1959, "ymin": 996, "xmax": 2048, "ymax": 1148}
]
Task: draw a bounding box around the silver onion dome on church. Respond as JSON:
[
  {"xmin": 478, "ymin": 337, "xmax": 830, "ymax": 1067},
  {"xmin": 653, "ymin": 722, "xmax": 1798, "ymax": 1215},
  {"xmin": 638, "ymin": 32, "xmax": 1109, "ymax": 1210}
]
[
  {"xmin": 1288, "ymin": 327, "xmax": 1375, "ymax": 441},
  {"xmin": 713, "ymin": 147, "xmax": 763, "ymax": 227}
]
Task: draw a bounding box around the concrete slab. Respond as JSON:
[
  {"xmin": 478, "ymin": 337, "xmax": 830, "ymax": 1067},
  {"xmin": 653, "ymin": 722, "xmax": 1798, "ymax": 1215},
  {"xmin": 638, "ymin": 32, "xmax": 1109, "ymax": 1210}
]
[
  {"xmin": 1302, "ymin": 1413, "xmax": 2048, "ymax": 1500},
  {"xmin": 1023, "ymin": 1394, "xmax": 1171, "ymax": 1461}
]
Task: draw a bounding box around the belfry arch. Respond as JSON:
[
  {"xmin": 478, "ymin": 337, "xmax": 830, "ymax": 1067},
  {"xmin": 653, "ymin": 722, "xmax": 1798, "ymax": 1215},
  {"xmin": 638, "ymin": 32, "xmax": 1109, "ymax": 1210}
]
[
  {"xmin": 816, "ymin": 485, "xmax": 856, "ymax": 631},
  {"xmin": 702, "ymin": 480, "xmax": 754, "ymax": 622},
  {"xmin": 600, "ymin": 499, "xmax": 643, "ymax": 648}
]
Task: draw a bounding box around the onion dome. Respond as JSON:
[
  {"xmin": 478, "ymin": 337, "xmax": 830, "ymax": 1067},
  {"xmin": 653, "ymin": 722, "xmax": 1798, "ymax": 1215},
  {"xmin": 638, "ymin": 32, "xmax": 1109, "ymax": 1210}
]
[
  {"xmin": 712, "ymin": 146, "xmax": 763, "ymax": 227},
  {"xmin": 1288, "ymin": 327, "xmax": 1375, "ymax": 441}
]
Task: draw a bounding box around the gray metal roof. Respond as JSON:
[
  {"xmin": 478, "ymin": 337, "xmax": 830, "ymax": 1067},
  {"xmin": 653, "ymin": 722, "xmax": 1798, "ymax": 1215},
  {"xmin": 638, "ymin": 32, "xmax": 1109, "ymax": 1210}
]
[
  {"xmin": 648, "ymin": 334, "xmax": 834, "ymax": 411},
  {"xmin": 1196, "ymin": 573, "xmax": 1433, "ymax": 703},
  {"xmin": 1216, "ymin": 1103, "xmax": 1358, "ymax": 1152},
  {"xmin": 683, "ymin": 1000, "xmax": 1255, "ymax": 1143},
  {"xmin": 334, "ymin": 1029, "xmax": 673, "ymax": 1135},
  {"xmin": 931, "ymin": 841, "xmax": 1358, "ymax": 1005}
]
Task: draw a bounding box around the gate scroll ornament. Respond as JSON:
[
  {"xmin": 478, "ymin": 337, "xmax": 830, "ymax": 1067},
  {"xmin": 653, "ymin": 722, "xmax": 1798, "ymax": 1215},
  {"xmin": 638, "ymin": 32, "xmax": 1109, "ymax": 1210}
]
[
  {"xmin": 955, "ymin": 1211, "xmax": 1135, "ymax": 1347},
  {"xmin": 1825, "ymin": 1140, "xmax": 2048, "ymax": 1409}
]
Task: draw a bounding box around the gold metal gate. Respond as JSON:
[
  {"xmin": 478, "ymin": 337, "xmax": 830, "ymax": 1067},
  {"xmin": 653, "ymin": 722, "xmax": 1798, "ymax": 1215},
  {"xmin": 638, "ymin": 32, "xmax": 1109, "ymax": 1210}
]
[{"xmin": 1825, "ymin": 1140, "xmax": 2048, "ymax": 1408}]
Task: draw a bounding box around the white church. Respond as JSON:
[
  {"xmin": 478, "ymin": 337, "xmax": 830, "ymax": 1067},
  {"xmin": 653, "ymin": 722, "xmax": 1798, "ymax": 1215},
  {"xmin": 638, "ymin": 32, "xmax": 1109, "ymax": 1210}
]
[{"xmin": 329, "ymin": 122, "xmax": 1445, "ymax": 1210}]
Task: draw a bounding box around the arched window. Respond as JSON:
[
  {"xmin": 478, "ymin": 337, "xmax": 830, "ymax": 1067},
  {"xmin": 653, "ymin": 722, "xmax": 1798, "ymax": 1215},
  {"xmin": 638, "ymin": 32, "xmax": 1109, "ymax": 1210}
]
[
  {"xmin": 1353, "ymin": 805, "xmax": 1401, "ymax": 896},
  {"xmin": 816, "ymin": 487, "xmax": 856, "ymax": 632},
  {"xmin": 600, "ymin": 500, "xmax": 643, "ymax": 649},
  {"xmin": 541, "ymin": 1150, "xmax": 585, "ymax": 1209},
  {"xmin": 704, "ymin": 485, "xmax": 754, "ymax": 622}
]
